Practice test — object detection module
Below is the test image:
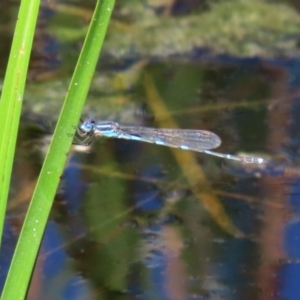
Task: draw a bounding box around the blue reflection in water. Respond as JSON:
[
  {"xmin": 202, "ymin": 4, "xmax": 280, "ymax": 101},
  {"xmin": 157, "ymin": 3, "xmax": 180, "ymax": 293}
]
[
  {"xmin": 278, "ymin": 59, "xmax": 300, "ymax": 300},
  {"xmin": 0, "ymin": 223, "xmax": 17, "ymax": 291},
  {"xmin": 131, "ymin": 167, "xmax": 171, "ymax": 300},
  {"xmin": 281, "ymin": 177, "xmax": 300, "ymax": 300},
  {"xmin": 37, "ymin": 153, "xmax": 90, "ymax": 299},
  {"xmin": 38, "ymin": 221, "xmax": 91, "ymax": 299},
  {"xmin": 133, "ymin": 167, "xmax": 164, "ymax": 212}
]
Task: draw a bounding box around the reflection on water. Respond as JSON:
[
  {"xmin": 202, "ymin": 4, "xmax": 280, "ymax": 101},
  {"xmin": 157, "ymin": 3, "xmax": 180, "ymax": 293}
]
[
  {"xmin": 7, "ymin": 57, "xmax": 300, "ymax": 300},
  {"xmin": 2, "ymin": 2, "xmax": 300, "ymax": 300}
]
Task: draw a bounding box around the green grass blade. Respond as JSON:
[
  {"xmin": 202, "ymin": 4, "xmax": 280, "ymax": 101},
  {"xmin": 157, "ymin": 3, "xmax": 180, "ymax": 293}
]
[
  {"xmin": 0, "ymin": 0, "xmax": 40, "ymax": 244},
  {"xmin": 1, "ymin": 1, "xmax": 115, "ymax": 299}
]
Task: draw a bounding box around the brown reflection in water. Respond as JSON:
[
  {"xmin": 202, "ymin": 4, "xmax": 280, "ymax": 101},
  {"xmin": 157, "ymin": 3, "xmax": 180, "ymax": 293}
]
[
  {"xmin": 163, "ymin": 225, "xmax": 187, "ymax": 300},
  {"xmin": 257, "ymin": 63, "xmax": 293, "ymax": 300}
]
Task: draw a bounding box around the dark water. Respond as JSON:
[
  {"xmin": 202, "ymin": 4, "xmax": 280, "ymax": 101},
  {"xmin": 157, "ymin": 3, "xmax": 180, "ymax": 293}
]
[{"xmin": 2, "ymin": 1, "xmax": 300, "ymax": 300}]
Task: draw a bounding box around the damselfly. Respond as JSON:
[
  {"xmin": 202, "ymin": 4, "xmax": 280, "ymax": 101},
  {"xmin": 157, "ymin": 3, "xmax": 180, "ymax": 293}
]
[{"xmin": 77, "ymin": 117, "xmax": 265, "ymax": 164}]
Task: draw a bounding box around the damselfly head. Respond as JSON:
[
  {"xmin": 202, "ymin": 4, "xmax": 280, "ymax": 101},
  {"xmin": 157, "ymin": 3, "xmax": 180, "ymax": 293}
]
[{"xmin": 78, "ymin": 117, "xmax": 96, "ymax": 136}]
